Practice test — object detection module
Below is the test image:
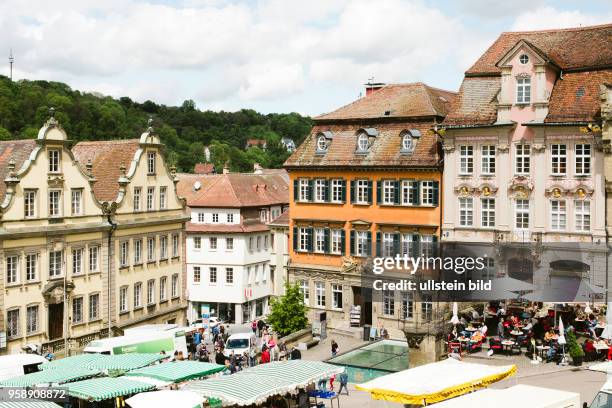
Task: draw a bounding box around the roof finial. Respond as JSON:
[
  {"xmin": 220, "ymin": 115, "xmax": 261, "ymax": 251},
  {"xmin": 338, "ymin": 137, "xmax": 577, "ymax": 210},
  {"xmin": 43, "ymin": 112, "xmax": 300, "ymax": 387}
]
[
  {"xmin": 7, "ymin": 158, "xmax": 15, "ymax": 173},
  {"xmin": 119, "ymin": 161, "xmax": 126, "ymax": 176},
  {"xmin": 49, "ymin": 107, "xmax": 55, "ymax": 118},
  {"xmin": 146, "ymin": 117, "xmax": 154, "ymax": 133},
  {"xmin": 170, "ymin": 164, "xmax": 177, "ymax": 176}
]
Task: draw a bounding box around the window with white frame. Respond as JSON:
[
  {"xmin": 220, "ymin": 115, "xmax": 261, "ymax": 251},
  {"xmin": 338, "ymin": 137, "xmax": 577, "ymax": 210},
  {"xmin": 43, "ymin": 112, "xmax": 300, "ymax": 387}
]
[
  {"xmin": 210, "ymin": 237, "xmax": 217, "ymax": 250},
  {"xmin": 264, "ymin": 235, "xmax": 268, "ymax": 249},
  {"xmin": 147, "ymin": 187, "xmax": 155, "ymax": 211},
  {"xmin": 7, "ymin": 309, "xmax": 19, "ymax": 337},
  {"xmin": 298, "ymin": 227, "xmax": 309, "ymax": 252},
  {"xmin": 519, "ymin": 54, "xmax": 529, "ymax": 64},
  {"xmin": 198, "ymin": 213, "xmax": 205, "ymax": 223},
  {"xmin": 256, "ymin": 236, "xmax": 261, "ymax": 250},
  {"xmin": 120, "ymin": 286, "xmax": 128, "ymax": 313},
  {"xmin": 48, "ymin": 190, "xmax": 61, "ymax": 217},
  {"xmin": 72, "ymin": 297, "xmax": 83, "ymax": 323},
  {"xmin": 147, "ymin": 280, "xmax": 155, "ymax": 305},
  {"xmin": 160, "ymin": 236, "xmax": 168, "ymax": 259},
  {"xmin": 515, "ymin": 199, "xmax": 530, "ymax": 229},
  {"xmin": 171, "ymin": 274, "xmax": 179, "ymax": 298},
  {"xmin": 226, "ymin": 267, "xmax": 234, "ymax": 284},
  {"xmin": 401, "ymin": 233, "xmax": 415, "ymax": 257},
  {"xmin": 160, "ymin": 277, "xmax": 167, "ymax": 301},
  {"xmin": 134, "ymin": 282, "xmax": 142, "ymax": 308},
  {"xmin": 212, "ymin": 213, "xmax": 219, "ymax": 223},
  {"xmin": 26, "ymin": 305, "xmax": 38, "ymax": 333},
  {"xmin": 193, "ymin": 266, "xmax": 201, "ymax": 283},
  {"xmin": 210, "ymin": 267, "xmax": 217, "ymax": 283},
  {"xmin": 382, "ymin": 180, "xmax": 395, "ymax": 205},
  {"xmin": 133, "ymin": 187, "xmax": 142, "ymax": 211},
  {"xmin": 421, "ymin": 235, "xmax": 434, "ymax": 258},
  {"xmin": 226, "ymin": 237, "xmax": 234, "ymax": 250},
  {"xmin": 551, "ymin": 144, "xmax": 567, "ymax": 175},
  {"xmin": 26, "ymin": 254, "xmax": 37, "ymax": 281},
  {"xmin": 315, "ymin": 228, "xmax": 325, "ymax": 253},
  {"xmin": 49, "ymin": 250, "xmax": 62, "ymax": 277},
  {"xmin": 6, "ymin": 255, "xmax": 18, "ymax": 284},
  {"xmin": 72, "ymin": 248, "xmax": 83, "ymax": 275},
  {"xmin": 159, "ymin": 186, "xmax": 167, "ymax": 210},
  {"xmin": 382, "ymin": 232, "xmax": 394, "ymax": 257},
  {"xmin": 172, "ymin": 234, "xmax": 179, "ymax": 257},
  {"xmin": 516, "ymin": 77, "xmax": 531, "ymax": 103},
  {"xmin": 134, "ymin": 239, "xmax": 142, "ymax": 264},
  {"xmin": 314, "ymin": 179, "xmax": 326, "ymax": 202},
  {"xmin": 515, "ymin": 144, "xmax": 530, "ymax": 174},
  {"xmin": 459, "ymin": 145, "xmax": 473, "ymax": 175},
  {"xmin": 227, "ymin": 213, "xmax": 234, "ymax": 223},
  {"xmin": 575, "ymin": 144, "xmax": 591, "ymax": 175},
  {"xmin": 459, "ymin": 197, "xmax": 473, "ymax": 226},
  {"xmin": 481, "ymin": 198, "xmax": 495, "ymax": 228},
  {"xmin": 401, "ymin": 180, "xmax": 418, "ymax": 205},
  {"xmin": 71, "ymin": 189, "xmax": 82, "ymax": 215},
  {"xmin": 481, "ymin": 145, "xmax": 496, "ymax": 174},
  {"xmin": 482, "ymin": 257, "xmax": 495, "ymax": 280},
  {"xmin": 249, "ymin": 237, "xmax": 254, "ymax": 251},
  {"xmin": 315, "ymin": 281, "xmax": 325, "ymax": 307},
  {"xmin": 575, "ymin": 200, "xmax": 590, "ymax": 232},
  {"xmin": 550, "ymin": 200, "xmax": 566, "ymax": 231},
  {"xmin": 421, "ymin": 294, "xmax": 433, "ymax": 320},
  {"xmin": 120, "ymin": 241, "xmax": 128, "ymax": 267},
  {"xmin": 298, "ymin": 179, "xmax": 309, "ymax": 201},
  {"xmin": 331, "ymin": 229, "xmax": 342, "ymax": 254},
  {"xmin": 355, "ymin": 179, "xmax": 369, "ymax": 204},
  {"xmin": 89, "ymin": 246, "xmax": 99, "ymax": 272},
  {"xmin": 194, "ymin": 236, "xmax": 201, "ymax": 250},
  {"xmin": 383, "ymin": 290, "xmax": 395, "ymax": 316},
  {"xmin": 357, "ymin": 133, "xmax": 369, "ymax": 152},
  {"xmin": 402, "ymin": 292, "xmax": 413, "ymax": 319},
  {"xmin": 331, "ymin": 179, "xmax": 343, "ymax": 202},
  {"xmin": 299, "ymin": 280, "xmax": 310, "ymax": 305},
  {"xmin": 147, "ymin": 152, "xmax": 156, "ymax": 174},
  {"xmin": 89, "ymin": 293, "xmax": 99, "ymax": 320},
  {"xmin": 24, "ymin": 190, "xmax": 36, "ymax": 218},
  {"xmin": 147, "ymin": 237, "xmax": 155, "ymax": 262},
  {"xmin": 48, "ymin": 149, "xmax": 61, "ymax": 173},
  {"xmin": 421, "ymin": 181, "xmax": 434, "ymax": 205},
  {"xmin": 332, "ymin": 284, "xmax": 343, "ymax": 309},
  {"xmin": 355, "ymin": 231, "xmax": 369, "ymax": 256}
]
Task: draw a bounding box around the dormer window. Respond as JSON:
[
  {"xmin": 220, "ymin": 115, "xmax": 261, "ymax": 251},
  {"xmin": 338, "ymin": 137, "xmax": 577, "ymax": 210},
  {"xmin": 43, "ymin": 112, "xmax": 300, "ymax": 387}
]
[
  {"xmin": 317, "ymin": 135, "xmax": 328, "ymax": 152},
  {"xmin": 48, "ymin": 149, "xmax": 61, "ymax": 173},
  {"xmin": 400, "ymin": 129, "xmax": 420, "ymax": 154},
  {"xmin": 357, "ymin": 133, "xmax": 369, "ymax": 152},
  {"xmin": 402, "ymin": 135, "xmax": 413, "ymax": 151},
  {"xmin": 516, "ymin": 77, "xmax": 531, "ymax": 104},
  {"xmin": 519, "ymin": 54, "xmax": 529, "ymax": 65}
]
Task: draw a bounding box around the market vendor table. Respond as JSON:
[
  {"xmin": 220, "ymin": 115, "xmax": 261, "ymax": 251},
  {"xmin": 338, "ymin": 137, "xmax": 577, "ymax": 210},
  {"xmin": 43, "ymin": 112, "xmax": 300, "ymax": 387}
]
[
  {"xmin": 309, "ymin": 390, "xmax": 340, "ymax": 408},
  {"xmin": 501, "ymin": 340, "xmax": 515, "ymax": 355}
]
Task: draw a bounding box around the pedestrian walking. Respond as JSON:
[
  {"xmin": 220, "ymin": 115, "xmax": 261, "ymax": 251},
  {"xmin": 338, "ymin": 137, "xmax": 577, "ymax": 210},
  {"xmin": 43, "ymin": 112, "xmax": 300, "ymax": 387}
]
[
  {"xmin": 338, "ymin": 372, "xmax": 349, "ymax": 395},
  {"xmin": 261, "ymin": 345, "xmax": 270, "ymax": 364},
  {"xmin": 331, "ymin": 340, "xmax": 339, "ymax": 357},
  {"xmin": 249, "ymin": 344, "xmax": 257, "ymax": 367},
  {"xmin": 251, "ymin": 320, "xmax": 257, "ymax": 334}
]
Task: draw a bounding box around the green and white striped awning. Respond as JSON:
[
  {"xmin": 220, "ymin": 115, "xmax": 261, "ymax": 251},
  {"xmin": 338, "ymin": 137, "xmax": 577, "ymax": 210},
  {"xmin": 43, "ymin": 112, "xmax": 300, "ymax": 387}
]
[
  {"xmin": 64, "ymin": 377, "xmax": 156, "ymax": 401},
  {"xmin": 184, "ymin": 360, "xmax": 344, "ymax": 406},
  {"xmin": 0, "ymin": 367, "xmax": 100, "ymax": 387},
  {"xmin": 126, "ymin": 361, "xmax": 225, "ymax": 383},
  {"xmin": 0, "ymin": 402, "xmax": 62, "ymax": 408},
  {"xmin": 42, "ymin": 353, "xmax": 166, "ymax": 372}
]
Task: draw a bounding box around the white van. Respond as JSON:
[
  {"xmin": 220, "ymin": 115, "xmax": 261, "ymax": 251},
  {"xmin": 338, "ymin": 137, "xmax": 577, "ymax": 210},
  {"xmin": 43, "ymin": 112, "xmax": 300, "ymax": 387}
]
[
  {"xmin": 0, "ymin": 354, "xmax": 47, "ymax": 382},
  {"xmin": 84, "ymin": 329, "xmax": 188, "ymax": 356},
  {"xmin": 223, "ymin": 332, "xmax": 256, "ymax": 358}
]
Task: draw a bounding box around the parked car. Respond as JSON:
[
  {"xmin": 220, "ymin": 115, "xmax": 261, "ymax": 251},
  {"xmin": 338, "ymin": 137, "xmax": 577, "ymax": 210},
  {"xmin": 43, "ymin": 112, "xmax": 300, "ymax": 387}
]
[{"xmin": 223, "ymin": 332, "xmax": 257, "ymax": 358}]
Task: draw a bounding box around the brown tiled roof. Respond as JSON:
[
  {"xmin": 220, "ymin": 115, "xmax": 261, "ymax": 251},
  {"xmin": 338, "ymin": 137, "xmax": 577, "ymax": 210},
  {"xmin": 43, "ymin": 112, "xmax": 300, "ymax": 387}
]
[
  {"xmin": 246, "ymin": 139, "xmax": 266, "ymax": 147},
  {"xmin": 194, "ymin": 163, "xmax": 215, "ymax": 174},
  {"xmin": 315, "ymin": 83, "xmax": 456, "ymax": 121},
  {"xmin": 544, "ymin": 69, "xmax": 612, "ymax": 123},
  {"xmin": 177, "ymin": 171, "xmax": 289, "ymax": 208},
  {"xmin": 72, "ymin": 139, "xmax": 140, "ymax": 202},
  {"xmin": 269, "ymin": 209, "xmax": 289, "ymax": 226},
  {"xmin": 284, "ymin": 122, "xmax": 441, "ymax": 168},
  {"xmin": 0, "ymin": 139, "xmax": 37, "ymax": 203},
  {"xmin": 442, "ymin": 77, "xmax": 502, "ymax": 127},
  {"xmin": 467, "ymin": 23, "xmax": 612, "ymax": 75},
  {"xmin": 186, "ymin": 221, "xmax": 269, "ymax": 234}
]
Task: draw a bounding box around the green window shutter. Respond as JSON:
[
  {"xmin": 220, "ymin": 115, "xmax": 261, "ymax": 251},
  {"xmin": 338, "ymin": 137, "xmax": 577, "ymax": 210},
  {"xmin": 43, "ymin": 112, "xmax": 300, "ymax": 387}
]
[
  {"xmin": 413, "ymin": 234, "xmax": 421, "ymax": 258},
  {"xmin": 376, "ymin": 180, "xmax": 381, "ymax": 205},
  {"xmin": 341, "ymin": 230, "xmax": 346, "ymax": 255},
  {"xmin": 393, "ymin": 233, "xmax": 400, "ymax": 256},
  {"xmin": 366, "ymin": 232, "xmax": 372, "ymax": 256},
  {"xmin": 341, "ymin": 179, "xmax": 347, "ymax": 203},
  {"xmin": 376, "ymin": 232, "xmax": 382, "ymax": 257},
  {"xmin": 293, "ymin": 226, "xmax": 298, "ymax": 252},
  {"xmin": 432, "ymin": 235, "xmax": 439, "ymax": 257},
  {"xmin": 293, "ymin": 180, "xmax": 298, "ymax": 201},
  {"xmin": 412, "ymin": 182, "xmax": 420, "ymax": 205},
  {"xmin": 307, "ymin": 180, "xmax": 314, "ymax": 202},
  {"xmin": 367, "ymin": 180, "xmax": 373, "ymax": 204},
  {"xmin": 349, "ymin": 230, "xmax": 355, "ymax": 256},
  {"xmin": 307, "ymin": 227, "xmax": 314, "ymax": 252},
  {"xmin": 324, "ymin": 228, "xmax": 330, "ymax": 253},
  {"xmin": 432, "ymin": 181, "xmax": 440, "ymax": 207},
  {"xmin": 350, "ymin": 180, "xmax": 355, "ymax": 204},
  {"xmin": 393, "ymin": 180, "xmax": 400, "ymax": 205}
]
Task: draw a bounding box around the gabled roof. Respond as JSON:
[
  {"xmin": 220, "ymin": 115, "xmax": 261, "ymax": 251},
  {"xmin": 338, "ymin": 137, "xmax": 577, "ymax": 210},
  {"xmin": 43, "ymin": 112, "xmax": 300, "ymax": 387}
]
[
  {"xmin": 0, "ymin": 139, "xmax": 37, "ymax": 203},
  {"xmin": 315, "ymin": 83, "xmax": 456, "ymax": 121},
  {"xmin": 442, "ymin": 78, "xmax": 502, "ymax": 127},
  {"xmin": 467, "ymin": 23, "xmax": 612, "ymax": 75},
  {"xmin": 177, "ymin": 171, "xmax": 289, "ymax": 208},
  {"xmin": 72, "ymin": 139, "xmax": 140, "ymax": 202}
]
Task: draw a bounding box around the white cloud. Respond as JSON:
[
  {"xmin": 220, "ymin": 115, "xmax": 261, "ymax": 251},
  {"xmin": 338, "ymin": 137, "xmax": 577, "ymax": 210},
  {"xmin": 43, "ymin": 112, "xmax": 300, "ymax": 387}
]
[{"xmin": 511, "ymin": 6, "xmax": 612, "ymax": 31}]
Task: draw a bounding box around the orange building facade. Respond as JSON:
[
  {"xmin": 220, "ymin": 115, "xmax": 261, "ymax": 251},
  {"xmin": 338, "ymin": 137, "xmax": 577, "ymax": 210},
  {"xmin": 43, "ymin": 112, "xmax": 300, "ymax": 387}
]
[{"xmin": 284, "ymin": 83, "xmax": 455, "ymax": 342}]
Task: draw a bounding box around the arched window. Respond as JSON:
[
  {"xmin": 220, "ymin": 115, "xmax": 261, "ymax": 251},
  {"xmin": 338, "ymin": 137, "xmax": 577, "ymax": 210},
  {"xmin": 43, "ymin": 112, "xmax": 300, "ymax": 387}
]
[
  {"xmin": 316, "ymin": 135, "xmax": 328, "ymax": 152},
  {"xmin": 402, "ymin": 134, "xmax": 413, "ymax": 152},
  {"xmin": 357, "ymin": 133, "xmax": 369, "ymax": 152}
]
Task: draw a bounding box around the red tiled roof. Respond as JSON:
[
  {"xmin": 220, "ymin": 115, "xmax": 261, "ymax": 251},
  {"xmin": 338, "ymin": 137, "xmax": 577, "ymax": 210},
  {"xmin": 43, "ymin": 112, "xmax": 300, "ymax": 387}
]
[
  {"xmin": 72, "ymin": 139, "xmax": 140, "ymax": 202},
  {"xmin": 315, "ymin": 83, "xmax": 456, "ymax": 121},
  {"xmin": 0, "ymin": 139, "xmax": 37, "ymax": 203},
  {"xmin": 186, "ymin": 221, "xmax": 269, "ymax": 234},
  {"xmin": 194, "ymin": 163, "xmax": 215, "ymax": 174},
  {"xmin": 269, "ymin": 209, "xmax": 289, "ymax": 226},
  {"xmin": 467, "ymin": 23, "xmax": 612, "ymax": 75},
  {"xmin": 284, "ymin": 122, "xmax": 441, "ymax": 168},
  {"xmin": 545, "ymin": 69, "xmax": 612, "ymax": 123},
  {"xmin": 442, "ymin": 77, "xmax": 501, "ymax": 126},
  {"xmin": 177, "ymin": 171, "xmax": 289, "ymax": 208},
  {"xmin": 246, "ymin": 139, "xmax": 266, "ymax": 146}
]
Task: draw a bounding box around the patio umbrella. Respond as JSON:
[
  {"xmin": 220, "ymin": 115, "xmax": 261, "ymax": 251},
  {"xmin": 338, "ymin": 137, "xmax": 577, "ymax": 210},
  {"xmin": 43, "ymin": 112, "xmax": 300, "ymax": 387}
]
[
  {"xmin": 126, "ymin": 390, "xmax": 203, "ymax": 408},
  {"xmin": 450, "ymin": 302, "xmax": 460, "ymax": 325},
  {"xmin": 599, "ymin": 302, "xmax": 612, "ymax": 340},
  {"xmin": 558, "ymin": 317, "xmax": 567, "ymax": 366}
]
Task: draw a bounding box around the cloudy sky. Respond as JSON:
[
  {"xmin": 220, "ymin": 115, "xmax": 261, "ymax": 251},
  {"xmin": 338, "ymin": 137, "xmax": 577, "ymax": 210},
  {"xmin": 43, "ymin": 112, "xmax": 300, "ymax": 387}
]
[{"xmin": 1, "ymin": 0, "xmax": 610, "ymax": 116}]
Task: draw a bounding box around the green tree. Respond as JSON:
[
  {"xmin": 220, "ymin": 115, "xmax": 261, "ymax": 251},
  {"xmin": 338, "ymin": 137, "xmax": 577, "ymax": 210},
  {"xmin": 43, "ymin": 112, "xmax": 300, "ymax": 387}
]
[{"xmin": 267, "ymin": 282, "xmax": 308, "ymax": 337}]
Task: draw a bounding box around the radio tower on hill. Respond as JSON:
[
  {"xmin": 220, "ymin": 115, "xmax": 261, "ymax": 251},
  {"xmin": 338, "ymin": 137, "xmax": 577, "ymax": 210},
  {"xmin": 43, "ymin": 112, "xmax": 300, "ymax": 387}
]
[{"xmin": 8, "ymin": 49, "xmax": 14, "ymax": 81}]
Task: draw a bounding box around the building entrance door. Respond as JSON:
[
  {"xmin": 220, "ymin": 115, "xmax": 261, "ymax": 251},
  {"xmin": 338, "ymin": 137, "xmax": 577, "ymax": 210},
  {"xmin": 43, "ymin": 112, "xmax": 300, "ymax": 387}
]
[
  {"xmin": 352, "ymin": 286, "xmax": 373, "ymax": 326},
  {"xmin": 48, "ymin": 303, "xmax": 64, "ymax": 340}
]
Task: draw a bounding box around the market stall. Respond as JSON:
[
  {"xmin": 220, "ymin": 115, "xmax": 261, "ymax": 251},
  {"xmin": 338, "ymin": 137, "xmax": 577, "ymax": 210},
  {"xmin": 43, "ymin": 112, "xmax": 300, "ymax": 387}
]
[
  {"xmin": 125, "ymin": 361, "xmax": 225, "ymax": 383},
  {"xmin": 355, "ymin": 358, "xmax": 516, "ymax": 406},
  {"xmin": 0, "ymin": 367, "xmax": 100, "ymax": 387},
  {"xmin": 0, "ymin": 402, "xmax": 63, "ymax": 408},
  {"xmin": 41, "ymin": 353, "xmax": 167, "ymax": 372},
  {"xmin": 125, "ymin": 390, "xmax": 203, "ymax": 408},
  {"xmin": 63, "ymin": 376, "xmax": 156, "ymax": 402}
]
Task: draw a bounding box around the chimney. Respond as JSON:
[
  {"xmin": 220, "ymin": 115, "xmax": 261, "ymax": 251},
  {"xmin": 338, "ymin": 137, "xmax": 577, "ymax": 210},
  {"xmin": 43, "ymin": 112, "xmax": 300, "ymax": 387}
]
[
  {"xmin": 365, "ymin": 81, "xmax": 385, "ymax": 96},
  {"xmin": 253, "ymin": 163, "xmax": 263, "ymax": 174},
  {"xmin": 223, "ymin": 161, "xmax": 230, "ymax": 174}
]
